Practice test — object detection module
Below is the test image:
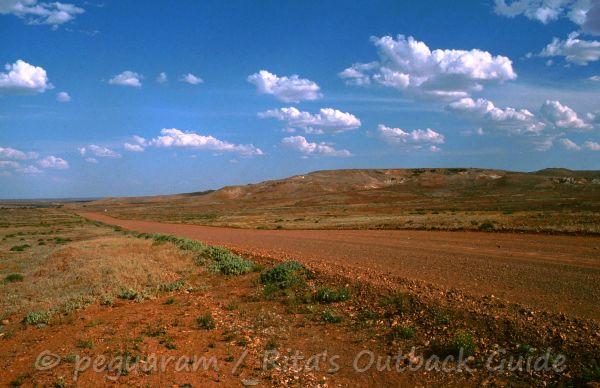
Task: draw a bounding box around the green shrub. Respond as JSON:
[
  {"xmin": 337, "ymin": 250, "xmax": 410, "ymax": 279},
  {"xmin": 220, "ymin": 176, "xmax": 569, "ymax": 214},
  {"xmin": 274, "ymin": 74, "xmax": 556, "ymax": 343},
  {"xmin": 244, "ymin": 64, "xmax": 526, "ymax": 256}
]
[
  {"xmin": 9, "ymin": 244, "xmax": 30, "ymax": 252},
  {"xmin": 4, "ymin": 273, "xmax": 24, "ymax": 283},
  {"xmin": 150, "ymin": 234, "xmax": 206, "ymax": 252},
  {"xmin": 99, "ymin": 294, "xmax": 115, "ymax": 306},
  {"xmin": 117, "ymin": 288, "xmax": 138, "ymax": 300},
  {"xmin": 355, "ymin": 309, "xmax": 379, "ymax": 326},
  {"xmin": 144, "ymin": 323, "xmax": 167, "ymax": 337},
  {"xmin": 160, "ymin": 279, "xmax": 185, "ymax": 292},
  {"xmin": 76, "ymin": 339, "xmax": 93, "ymax": 349},
  {"xmin": 448, "ymin": 330, "xmax": 475, "ymax": 356},
  {"xmin": 260, "ymin": 261, "xmax": 307, "ymax": 289},
  {"xmin": 174, "ymin": 238, "xmax": 206, "ymax": 252},
  {"xmin": 53, "ymin": 237, "xmax": 72, "ymax": 244},
  {"xmin": 314, "ymin": 287, "xmax": 350, "ymax": 303},
  {"xmin": 478, "ymin": 221, "xmax": 494, "ymax": 231},
  {"xmin": 196, "ymin": 313, "xmax": 216, "ymax": 330},
  {"xmin": 382, "ymin": 293, "xmax": 408, "ymax": 316},
  {"xmin": 321, "ymin": 310, "xmax": 342, "ymax": 323},
  {"xmin": 209, "ymin": 254, "xmax": 255, "ymax": 275},
  {"xmin": 9, "ymin": 373, "xmax": 29, "ymax": 387},
  {"xmin": 23, "ymin": 310, "xmax": 53, "ymax": 325},
  {"xmin": 63, "ymin": 354, "xmax": 77, "ymax": 363},
  {"xmin": 203, "ymin": 246, "xmax": 233, "ymax": 261},
  {"xmin": 391, "ymin": 325, "xmax": 415, "ymax": 340}
]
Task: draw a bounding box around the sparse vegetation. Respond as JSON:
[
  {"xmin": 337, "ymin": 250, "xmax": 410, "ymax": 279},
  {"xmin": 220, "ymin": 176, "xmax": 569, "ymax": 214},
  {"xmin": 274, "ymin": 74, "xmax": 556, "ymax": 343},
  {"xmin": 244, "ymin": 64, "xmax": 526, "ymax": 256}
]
[
  {"xmin": 321, "ymin": 309, "xmax": 342, "ymax": 323},
  {"xmin": 9, "ymin": 373, "xmax": 29, "ymax": 387},
  {"xmin": 160, "ymin": 279, "xmax": 185, "ymax": 292},
  {"xmin": 196, "ymin": 313, "xmax": 216, "ymax": 330},
  {"xmin": 76, "ymin": 339, "xmax": 93, "ymax": 349},
  {"xmin": 260, "ymin": 261, "xmax": 307, "ymax": 289},
  {"xmin": 3, "ymin": 274, "xmax": 24, "ymax": 283},
  {"xmin": 391, "ymin": 325, "xmax": 415, "ymax": 340},
  {"xmin": 117, "ymin": 288, "xmax": 138, "ymax": 300},
  {"xmin": 73, "ymin": 168, "xmax": 600, "ymax": 234},
  {"xmin": 432, "ymin": 330, "xmax": 476, "ymax": 357},
  {"xmin": 53, "ymin": 237, "xmax": 72, "ymax": 244},
  {"xmin": 382, "ymin": 293, "xmax": 409, "ymax": 317},
  {"xmin": 22, "ymin": 310, "xmax": 53, "ymax": 326},
  {"xmin": 208, "ymin": 250, "xmax": 255, "ymax": 275},
  {"xmin": 478, "ymin": 221, "xmax": 495, "ymax": 231},
  {"xmin": 314, "ymin": 286, "xmax": 350, "ymax": 303},
  {"xmin": 9, "ymin": 244, "xmax": 30, "ymax": 252},
  {"xmin": 0, "ymin": 194, "xmax": 598, "ymax": 386}
]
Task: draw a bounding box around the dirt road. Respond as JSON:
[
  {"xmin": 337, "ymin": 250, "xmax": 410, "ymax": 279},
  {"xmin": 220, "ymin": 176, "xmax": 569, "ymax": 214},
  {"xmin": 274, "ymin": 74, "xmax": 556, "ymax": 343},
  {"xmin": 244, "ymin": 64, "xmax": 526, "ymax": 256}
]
[{"xmin": 80, "ymin": 212, "xmax": 600, "ymax": 320}]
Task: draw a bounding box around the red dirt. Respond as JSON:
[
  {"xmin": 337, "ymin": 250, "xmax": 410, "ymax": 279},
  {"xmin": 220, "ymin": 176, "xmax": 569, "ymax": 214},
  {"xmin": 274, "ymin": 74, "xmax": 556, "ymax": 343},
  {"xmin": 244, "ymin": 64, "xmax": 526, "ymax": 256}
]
[{"xmin": 79, "ymin": 212, "xmax": 600, "ymax": 321}]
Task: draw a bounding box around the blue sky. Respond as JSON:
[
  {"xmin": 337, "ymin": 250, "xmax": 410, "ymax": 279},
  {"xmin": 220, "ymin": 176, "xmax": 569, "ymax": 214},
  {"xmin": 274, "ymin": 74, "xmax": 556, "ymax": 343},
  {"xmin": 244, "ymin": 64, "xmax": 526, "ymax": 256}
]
[{"xmin": 1, "ymin": 0, "xmax": 599, "ymax": 199}]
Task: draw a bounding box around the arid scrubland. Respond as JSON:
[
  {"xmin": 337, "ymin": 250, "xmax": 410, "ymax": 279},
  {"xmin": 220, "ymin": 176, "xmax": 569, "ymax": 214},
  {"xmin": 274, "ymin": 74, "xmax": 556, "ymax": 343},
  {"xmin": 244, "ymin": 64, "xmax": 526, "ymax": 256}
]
[{"xmin": 0, "ymin": 205, "xmax": 599, "ymax": 386}]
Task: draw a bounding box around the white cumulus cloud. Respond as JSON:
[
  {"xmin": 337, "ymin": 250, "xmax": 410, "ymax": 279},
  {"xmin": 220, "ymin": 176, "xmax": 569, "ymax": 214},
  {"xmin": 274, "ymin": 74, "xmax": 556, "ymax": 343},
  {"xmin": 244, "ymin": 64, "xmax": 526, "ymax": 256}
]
[
  {"xmin": 447, "ymin": 98, "xmax": 592, "ymax": 135},
  {"xmin": 124, "ymin": 143, "xmax": 144, "ymax": 152},
  {"xmin": 446, "ymin": 97, "xmax": 545, "ymax": 134},
  {"xmin": 281, "ymin": 136, "xmax": 351, "ymax": 157},
  {"xmin": 18, "ymin": 165, "xmax": 42, "ymax": 174},
  {"xmin": 0, "ymin": 160, "xmax": 21, "ymax": 169},
  {"xmin": 247, "ymin": 70, "xmax": 322, "ymax": 102},
  {"xmin": 584, "ymin": 140, "xmax": 600, "ymax": 150},
  {"xmin": 37, "ymin": 155, "xmax": 69, "ymax": 169},
  {"xmin": 0, "ymin": 0, "xmax": 84, "ymax": 27},
  {"xmin": 150, "ymin": 128, "xmax": 263, "ymax": 156},
  {"xmin": 0, "ymin": 149, "xmax": 67, "ymax": 174},
  {"xmin": 493, "ymin": 0, "xmax": 600, "ymax": 34},
  {"xmin": 494, "ymin": 0, "xmax": 570, "ymax": 23},
  {"xmin": 0, "ymin": 59, "xmax": 51, "ymax": 94},
  {"xmin": 258, "ymin": 107, "xmax": 361, "ymax": 134},
  {"xmin": 378, "ymin": 125, "xmax": 445, "ymax": 150},
  {"xmin": 540, "ymin": 32, "xmax": 600, "ymax": 65},
  {"xmin": 180, "ymin": 73, "xmax": 203, "ymax": 85},
  {"xmin": 156, "ymin": 72, "xmax": 167, "ymax": 84},
  {"xmin": 0, "ymin": 146, "xmax": 38, "ymax": 160},
  {"xmin": 559, "ymin": 138, "xmax": 582, "ymax": 150},
  {"xmin": 539, "ymin": 99, "xmax": 591, "ymax": 129},
  {"xmin": 79, "ymin": 145, "xmax": 121, "ymax": 158},
  {"xmin": 108, "ymin": 71, "xmax": 142, "ymax": 87},
  {"xmin": 339, "ymin": 35, "xmax": 516, "ymax": 101},
  {"xmin": 56, "ymin": 91, "xmax": 71, "ymax": 102}
]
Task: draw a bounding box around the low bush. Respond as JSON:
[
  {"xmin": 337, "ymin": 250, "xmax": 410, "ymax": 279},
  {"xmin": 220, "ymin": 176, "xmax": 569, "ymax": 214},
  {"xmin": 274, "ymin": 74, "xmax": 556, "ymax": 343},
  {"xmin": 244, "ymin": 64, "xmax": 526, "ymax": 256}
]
[
  {"xmin": 4, "ymin": 273, "xmax": 24, "ymax": 283},
  {"xmin": 260, "ymin": 261, "xmax": 307, "ymax": 289},
  {"xmin": 196, "ymin": 313, "xmax": 216, "ymax": 330},
  {"xmin": 160, "ymin": 279, "xmax": 185, "ymax": 292},
  {"xmin": 209, "ymin": 253, "xmax": 255, "ymax": 275},
  {"xmin": 391, "ymin": 325, "xmax": 415, "ymax": 340},
  {"xmin": 76, "ymin": 339, "xmax": 93, "ymax": 349},
  {"xmin": 432, "ymin": 330, "xmax": 476, "ymax": 357},
  {"xmin": 448, "ymin": 330, "xmax": 476, "ymax": 356},
  {"xmin": 321, "ymin": 310, "xmax": 342, "ymax": 323},
  {"xmin": 478, "ymin": 221, "xmax": 495, "ymax": 231},
  {"xmin": 9, "ymin": 244, "xmax": 30, "ymax": 252},
  {"xmin": 22, "ymin": 310, "xmax": 53, "ymax": 326},
  {"xmin": 117, "ymin": 288, "xmax": 138, "ymax": 300},
  {"xmin": 314, "ymin": 287, "xmax": 350, "ymax": 303}
]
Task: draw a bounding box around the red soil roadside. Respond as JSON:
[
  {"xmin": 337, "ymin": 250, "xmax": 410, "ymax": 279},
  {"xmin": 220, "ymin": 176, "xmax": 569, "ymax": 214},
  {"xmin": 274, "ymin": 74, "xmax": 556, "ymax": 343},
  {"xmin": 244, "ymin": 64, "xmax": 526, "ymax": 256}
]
[{"xmin": 79, "ymin": 212, "xmax": 600, "ymax": 320}]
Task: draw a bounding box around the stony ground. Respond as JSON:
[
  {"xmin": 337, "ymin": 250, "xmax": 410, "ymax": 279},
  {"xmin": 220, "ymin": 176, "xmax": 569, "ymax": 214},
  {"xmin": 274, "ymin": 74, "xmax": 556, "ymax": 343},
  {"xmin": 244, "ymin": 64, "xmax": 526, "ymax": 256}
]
[
  {"xmin": 80, "ymin": 212, "xmax": 600, "ymax": 320},
  {"xmin": 0, "ymin": 207, "xmax": 599, "ymax": 386}
]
